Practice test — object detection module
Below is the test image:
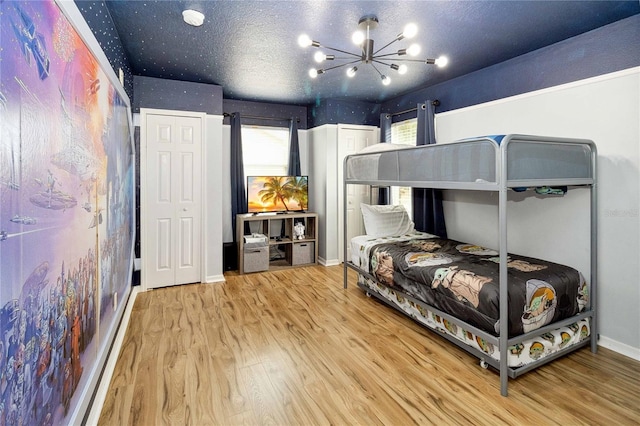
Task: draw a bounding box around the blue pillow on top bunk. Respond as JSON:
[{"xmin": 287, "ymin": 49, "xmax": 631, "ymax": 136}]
[{"xmin": 360, "ymin": 204, "xmax": 415, "ymax": 237}]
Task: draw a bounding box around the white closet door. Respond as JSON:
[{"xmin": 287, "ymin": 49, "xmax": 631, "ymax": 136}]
[{"xmin": 144, "ymin": 112, "xmax": 202, "ymax": 289}]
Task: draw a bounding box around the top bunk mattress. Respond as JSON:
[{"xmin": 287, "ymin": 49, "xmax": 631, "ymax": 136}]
[
  {"xmin": 351, "ymin": 233, "xmax": 590, "ymax": 338},
  {"xmin": 344, "ymin": 134, "xmax": 595, "ymax": 188}
]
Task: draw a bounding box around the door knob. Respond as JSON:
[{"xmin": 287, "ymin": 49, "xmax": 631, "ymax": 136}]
[{"xmin": 183, "ymin": 208, "xmax": 188, "ymax": 212}]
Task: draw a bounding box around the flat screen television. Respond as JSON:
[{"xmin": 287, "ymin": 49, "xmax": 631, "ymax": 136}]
[{"xmin": 247, "ymin": 175, "xmax": 308, "ymax": 213}]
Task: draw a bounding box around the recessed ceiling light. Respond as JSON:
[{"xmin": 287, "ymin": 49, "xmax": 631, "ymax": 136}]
[{"xmin": 182, "ymin": 9, "xmax": 204, "ymax": 27}]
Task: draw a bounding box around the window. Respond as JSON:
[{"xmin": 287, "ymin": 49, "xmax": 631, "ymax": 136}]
[
  {"xmin": 390, "ymin": 118, "xmax": 417, "ymax": 217},
  {"xmin": 242, "ymin": 125, "xmax": 289, "ymax": 178}
]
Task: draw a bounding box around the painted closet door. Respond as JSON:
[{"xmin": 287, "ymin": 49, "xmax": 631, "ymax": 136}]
[{"xmin": 145, "ymin": 113, "xmax": 202, "ymax": 288}]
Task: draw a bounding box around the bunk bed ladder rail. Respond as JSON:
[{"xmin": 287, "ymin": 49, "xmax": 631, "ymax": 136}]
[
  {"xmin": 498, "ymin": 140, "xmax": 510, "ymax": 396},
  {"xmin": 343, "ymin": 154, "xmax": 349, "ymax": 288},
  {"xmin": 589, "ymin": 143, "xmax": 598, "ymax": 354}
]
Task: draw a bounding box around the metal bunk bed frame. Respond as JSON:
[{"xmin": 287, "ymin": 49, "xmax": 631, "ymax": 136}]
[{"xmin": 342, "ymin": 134, "xmax": 597, "ymax": 396}]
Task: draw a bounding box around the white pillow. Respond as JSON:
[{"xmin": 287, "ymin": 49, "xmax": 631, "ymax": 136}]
[
  {"xmin": 360, "ymin": 204, "xmax": 415, "ymax": 237},
  {"xmin": 357, "ymin": 143, "xmax": 414, "ymax": 154}
]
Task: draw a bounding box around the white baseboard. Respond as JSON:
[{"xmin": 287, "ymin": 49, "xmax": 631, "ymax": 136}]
[
  {"xmin": 599, "ymin": 335, "xmax": 640, "ymax": 362},
  {"xmin": 204, "ymin": 274, "xmax": 226, "ymax": 283},
  {"xmin": 85, "ymin": 286, "xmax": 141, "ymax": 425},
  {"xmin": 319, "ymin": 257, "xmax": 340, "ymax": 266}
]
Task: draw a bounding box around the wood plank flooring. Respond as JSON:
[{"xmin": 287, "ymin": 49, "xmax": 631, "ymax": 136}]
[{"xmin": 98, "ymin": 265, "xmax": 640, "ymax": 425}]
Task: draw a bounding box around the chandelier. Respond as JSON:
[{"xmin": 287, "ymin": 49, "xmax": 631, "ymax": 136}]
[{"xmin": 298, "ymin": 15, "xmax": 448, "ymax": 86}]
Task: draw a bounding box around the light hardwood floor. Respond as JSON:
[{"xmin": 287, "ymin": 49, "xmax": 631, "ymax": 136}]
[{"xmin": 99, "ymin": 265, "xmax": 640, "ymax": 425}]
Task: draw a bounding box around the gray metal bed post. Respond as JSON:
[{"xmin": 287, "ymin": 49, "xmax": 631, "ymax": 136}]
[
  {"xmin": 498, "ymin": 139, "xmax": 510, "ymax": 396},
  {"xmin": 590, "ymin": 144, "xmax": 598, "ymax": 353},
  {"xmin": 343, "ymin": 156, "xmax": 349, "ymax": 289}
]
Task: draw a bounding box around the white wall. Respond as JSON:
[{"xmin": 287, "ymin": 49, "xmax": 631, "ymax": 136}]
[
  {"xmin": 307, "ymin": 125, "xmax": 339, "ymax": 264},
  {"xmin": 205, "ymin": 115, "xmax": 225, "ymax": 282},
  {"xmin": 435, "ymin": 68, "xmax": 640, "ymax": 359}
]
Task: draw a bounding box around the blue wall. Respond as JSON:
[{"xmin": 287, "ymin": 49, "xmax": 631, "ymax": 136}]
[
  {"xmin": 224, "ymin": 99, "xmax": 308, "ymax": 130},
  {"xmin": 382, "ymin": 14, "xmax": 640, "ymax": 118},
  {"xmin": 307, "ymin": 98, "xmax": 381, "ymax": 128},
  {"xmin": 133, "ymin": 75, "xmax": 223, "ymax": 114}
]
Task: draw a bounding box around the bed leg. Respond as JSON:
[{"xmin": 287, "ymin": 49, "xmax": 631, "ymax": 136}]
[
  {"xmin": 500, "ymin": 364, "xmax": 508, "ymax": 396},
  {"xmin": 500, "ymin": 377, "xmax": 508, "ymax": 397}
]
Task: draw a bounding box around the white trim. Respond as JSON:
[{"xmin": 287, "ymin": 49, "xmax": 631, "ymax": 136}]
[
  {"xmin": 204, "ymin": 274, "xmax": 226, "ymax": 283},
  {"xmin": 85, "ymin": 286, "xmax": 141, "ymax": 425},
  {"xmin": 337, "ymin": 123, "xmax": 380, "ymax": 132},
  {"xmin": 202, "ymin": 115, "xmax": 209, "ymax": 284},
  {"xmin": 599, "ymin": 335, "xmax": 640, "ymax": 362},
  {"xmin": 309, "ymin": 123, "xmax": 338, "ymax": 131},
  {"xmin": 437, "ymin": 67, "xmax": 640, "ymax": 118},
  {"xmin": 319, "ymin": 257, "xmax": 341, "ymax": 267}
]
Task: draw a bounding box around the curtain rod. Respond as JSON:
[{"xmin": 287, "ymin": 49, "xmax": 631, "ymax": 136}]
[
  {"xmin": 223, "ymin": 112, "xmax": 300, "ymax": 123},
  {"xmin": 388, "ymin": 99, "xmax": 441, "ymax": 117}
]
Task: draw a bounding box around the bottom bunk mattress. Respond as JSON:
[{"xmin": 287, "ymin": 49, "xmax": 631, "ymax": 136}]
[
  {"xmin": 358, "ymin": 273, "xmax": 591, "ymax": 368},
  {"xmin": 351, "ymin": 233, "xmax": 590, "ymax": 337}
]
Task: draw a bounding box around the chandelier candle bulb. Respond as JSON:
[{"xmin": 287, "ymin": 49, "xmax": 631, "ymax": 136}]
[
  {"xmin": 352, "ymin": 31, "xmax": 365, "ymax": 45},
  {"xmin": 401, "ymin": 23, "xmax": 418, "ymax": 39},
  {"xmin": 314, "ymin": 52, "xmax": 334, "ymax": 63},
  {"xmin": 435, "ymin": 56, "xmax": 449, "ymax": 67}
]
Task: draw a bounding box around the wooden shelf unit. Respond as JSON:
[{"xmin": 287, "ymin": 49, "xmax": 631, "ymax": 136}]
[{"xmin": 236, "ymin": 212, "xmax": 318, "ymax": 274}]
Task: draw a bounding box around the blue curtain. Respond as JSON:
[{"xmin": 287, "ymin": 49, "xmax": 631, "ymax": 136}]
[
  {"xmin": 378, "ymin": 113, "xmax": 392, "ymax": 204},
  {"xmin": 230, "ymin": 112, "xmax": 247, "ymax": 242},
  {"xmin": 413, "ymin": 101, "xmax": 447, "ymax": 238},
  {"xmin": 287, "ymin": 118, "xmax": 301, "ymax": 176}
]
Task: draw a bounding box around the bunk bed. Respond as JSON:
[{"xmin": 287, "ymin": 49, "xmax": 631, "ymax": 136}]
[{"xmin": 342, "ymin": 134, "xmax": 597, "ymax": 396}]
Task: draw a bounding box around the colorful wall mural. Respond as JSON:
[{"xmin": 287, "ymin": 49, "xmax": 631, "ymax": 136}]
[{"xmin": 0, "ymin": 1, "xmax": 134, "ymax": 424}]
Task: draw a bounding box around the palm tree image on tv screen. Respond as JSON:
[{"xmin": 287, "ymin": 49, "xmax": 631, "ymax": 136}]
[{"xmin": 247, "ymin": 176, "xmax": 308, "ymax": 213}]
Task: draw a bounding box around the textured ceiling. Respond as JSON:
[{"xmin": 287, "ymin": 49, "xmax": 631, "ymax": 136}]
[{"xmin": 101, "ymin": 0, "xmax": 640, "ymax": 105}]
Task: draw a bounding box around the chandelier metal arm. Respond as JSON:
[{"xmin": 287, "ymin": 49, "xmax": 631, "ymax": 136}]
[
  {"xmin": 392, "ymin": 58, "xmax": 438, "ymax": 64},
  {"xmin": 370, "ymin": 63, "xmax": 384, "ymax": 77},
  {"xmin": 371, "ymin": 57, "xmax": 437, "ymax": 65},
  {"xmin": 372, "ymin": 52, "xmax": 404, "ymax": 59},
  {"xmin": 371, "ymin": 59, "xmax": 398, "ymax": 68},
  {"xmin": 373, "ymin": 37, "xmax": 400, "ymax": 56},
  {"xmin": 317, "ymin": 44, "xmax": 362, "ymax": 59},
  {"xmin": 319, "ymin": 59, "xmax": 361, "ymax": 73}
]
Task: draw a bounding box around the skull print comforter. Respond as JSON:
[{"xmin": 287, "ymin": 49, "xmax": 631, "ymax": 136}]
[{"xmin": 351, "ymin": 233, "xmax": 589, "ymax": 337}]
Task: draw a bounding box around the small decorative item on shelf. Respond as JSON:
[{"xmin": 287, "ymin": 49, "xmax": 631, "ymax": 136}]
[{"xmin": 294, "ymin": 222, "xmax": 306, "ymax": 240}]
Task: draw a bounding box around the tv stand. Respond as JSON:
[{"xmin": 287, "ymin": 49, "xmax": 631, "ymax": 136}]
[{"xmin": 236, "ymin": 212, "xmax": 318, "ymax": 274}]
